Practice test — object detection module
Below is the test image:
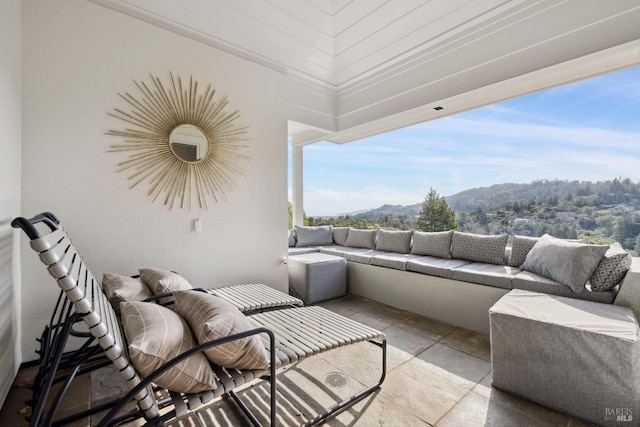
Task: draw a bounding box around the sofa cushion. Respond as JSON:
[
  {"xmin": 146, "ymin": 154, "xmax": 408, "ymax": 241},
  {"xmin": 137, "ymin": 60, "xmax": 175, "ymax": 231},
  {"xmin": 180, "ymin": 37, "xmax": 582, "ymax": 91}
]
[
  {"xmin": 344, "ymin": 228, "xmax": 377, "ymax": 249},
  {"xmin": 319, "ymin": 246, "xmax": 345, "ymax": 257},
  {"xmin": 451, "ymin": 232, "xmax": 508, "ymax": 265},
  {"xmin": 288, "ymin": 246, "xmax": 321, "ymax": 256},
  {"xmin": 173, "ymin": 291, "xmax": 269, "ymax": 370},
  {"xmin": 450, "ymin": 263, "xmax": 519, "ymax": 290},
  {"xmin": 521, "ymin": 234, "xmax": 608, "ymax": 293},
  {"xmin": 405, "ymin": 256, "xmax": 471, "ymax": 279},
  {"xmin": 410, "ymin": 230, "xmax": 453, "ymax": 259},
  {"xmin": 120, "ymin": 301, "xmax": 218, "ymax": 393},
  {"xmin": 370, "ymin": 253, "xmax": 412, "ymax": 270},
  {"xmin": 512, "ymin": 270, "xmax": 618, "ymax": 304},
  {"xmin": 375, "ymin": 229, "xmax": 413, "ymax": 253},
  {"xmin": 102, "ymin": 273, "xmax": 153, "ymax": 311},
  {"xmin": 288, "ymin": 229, "xmax": 296, "ymax": 247},
  {"xmin": 332, "ymin": 227, "xmax": 350, "ymax": 246},
  {"xmin": 508, "ymin": 235, "xmax": 539, "ymax": 267},
  {"xmin": 588, "ymin": 242, "xmax": 632, "ymax": 292},
  {"xmin": 340, "ymin": 247, "xmax": 385, "ymax": 264},
  {"xmin": 294, "ymin": 225, "xmax": 333, "ymax": 247}
]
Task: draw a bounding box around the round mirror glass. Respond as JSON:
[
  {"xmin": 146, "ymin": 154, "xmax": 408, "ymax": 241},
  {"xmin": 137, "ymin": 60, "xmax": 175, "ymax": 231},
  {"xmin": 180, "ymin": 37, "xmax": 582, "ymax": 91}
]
[{"xmin": 169, "ymin": 124, "xmax": 209, "ymax": 163}]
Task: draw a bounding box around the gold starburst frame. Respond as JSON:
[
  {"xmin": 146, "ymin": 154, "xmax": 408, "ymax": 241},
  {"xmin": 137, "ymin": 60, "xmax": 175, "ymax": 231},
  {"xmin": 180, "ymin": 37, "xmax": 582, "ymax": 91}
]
[{"xmin": 107, "ymin": 73, "xmax": 250, "ymax": 210}]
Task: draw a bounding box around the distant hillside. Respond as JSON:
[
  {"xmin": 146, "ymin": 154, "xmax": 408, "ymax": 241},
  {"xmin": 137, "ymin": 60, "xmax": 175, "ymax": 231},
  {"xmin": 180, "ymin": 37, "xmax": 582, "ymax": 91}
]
[
  {"xmin": 351, "ymin": 203, "xmax": 421, "ymax": 220},
  {"xmin": 308, "ymin": 178, "xmax": 640, "ymax": 251},
  {"xmin": 444, "ymin": 179, "xmax": 640, "ymax": 212}
]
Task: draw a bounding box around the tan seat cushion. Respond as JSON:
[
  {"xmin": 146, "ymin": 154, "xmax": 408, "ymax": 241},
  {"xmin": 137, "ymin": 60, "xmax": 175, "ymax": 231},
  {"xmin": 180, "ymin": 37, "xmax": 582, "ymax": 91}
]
[
  {"xmin": 173, "ymin": 290, "xmax": 269, "ymax": 370},
  {"xmin": 120, "ymin": 301, "xmax": 217, "ymax": 393}
]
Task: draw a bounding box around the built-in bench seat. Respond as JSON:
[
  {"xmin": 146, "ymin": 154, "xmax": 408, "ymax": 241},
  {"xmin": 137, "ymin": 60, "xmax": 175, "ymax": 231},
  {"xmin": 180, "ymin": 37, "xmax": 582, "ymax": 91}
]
[{"xmin": 288, "ymin": 226, "xmax": 637, "ymax": 333}]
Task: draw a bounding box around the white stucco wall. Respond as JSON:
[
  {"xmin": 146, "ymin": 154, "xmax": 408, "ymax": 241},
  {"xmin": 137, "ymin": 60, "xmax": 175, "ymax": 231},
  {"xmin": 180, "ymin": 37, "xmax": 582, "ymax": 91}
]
[
  {"xmin": 0, "ymin": 0, "xmax": 22, "ymax": 405},
  {"xmin": 20, "ymin": 0, "xmax": 289, "ymax": 361}
]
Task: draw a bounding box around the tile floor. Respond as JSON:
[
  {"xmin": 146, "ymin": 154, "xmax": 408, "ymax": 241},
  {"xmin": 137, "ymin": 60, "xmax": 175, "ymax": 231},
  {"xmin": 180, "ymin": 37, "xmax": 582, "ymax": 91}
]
[{"xmin": 0, "ymin": 295, "xmax": 591, "ymax": 426}]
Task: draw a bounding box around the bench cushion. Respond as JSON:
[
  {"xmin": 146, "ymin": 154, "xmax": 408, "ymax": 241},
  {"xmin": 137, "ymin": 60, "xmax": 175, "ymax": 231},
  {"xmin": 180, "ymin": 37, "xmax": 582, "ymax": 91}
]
[
  {"xmin": 342, "ymin": 248, "xmax": 386, "ymax": 264},
  {"xmin": 507, "ymin": 235, "xmax": 539, "ymax": 267},
  {"xmin": 450, "ymin": 263, "xmax": 519, "ymax": 289},
  {"xmin": 375, "ymin": 229, "xmax": 413, "ymax": 253},
  {"xmin": 451, "ymin": 232, "xmax": 508, "ymax": 265},
  {"xmin": 521, "ymin": 234, "xmax": 608, "ymax": 293},
  {"xmin": 588, "ymin": 242, "xmax": 632, "ymax": 291},
  {"xmin": 512, "ymin": 270, "xmax": 618, "ymax": 304},
  {"xmin": 121, "ymin": 301, "xmax": 218, "ymax": 393},
  {"xmin": 410, "ymin": 230, "xmax": 453, "ymax": 259},
  {"xmin": 344, "ymin": 228, "xmax": 377, "ymax": 249},
  {"xmin": 405, "ymin": 256, "xmax": 471, "ymax": 278},
  {"xmin": 294, "ymin": 225, "xmax": 333, "ymax": 247},
  {"xmin": 370, "ymin": 253, "xmax": 413, "ymax": 270}
]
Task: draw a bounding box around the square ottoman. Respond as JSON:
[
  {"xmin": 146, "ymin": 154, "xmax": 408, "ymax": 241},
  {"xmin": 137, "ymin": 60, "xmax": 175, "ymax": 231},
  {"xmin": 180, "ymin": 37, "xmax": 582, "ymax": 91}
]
[
  {"xmin": 489, "ymin": 289, "xmax": 640, "ymax": 426},
  {"xmin": 288, "ymin": 253, "xmax": 346, "ymax": 304}
]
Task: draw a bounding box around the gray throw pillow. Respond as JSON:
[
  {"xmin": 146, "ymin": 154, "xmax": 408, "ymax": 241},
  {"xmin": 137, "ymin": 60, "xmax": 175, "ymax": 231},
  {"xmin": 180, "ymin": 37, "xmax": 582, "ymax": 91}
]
[
  {"xmin": 588, "ymin": 242, "xmax": 631, "ymax": 291},
  {"xmin": 288, "ymin": 229, "xmax": 296, "ymax": 247},
  {"xmin": 332, "ymin": 227, "xmax": 350, "ymax": 246},
  {"xmin": 410, "ymin": 230, "xmax": 453, "ymax": 259},
  {"xmin": 344, "ymin": 228, "xmax": 377, "ymax": 249},
  {"xmin": 375, "ymin": 229, "xmax": 413, "ymax": 253},
  {"xmin": 522, "ymin": 234, "xmax": 608, "ymax": 293},
  {"xmin": 451, "ymin": 232, "xmax": 508, "ymax": 265},
  {"xmin": 508, "ymin": 235, "xmax": 539, "ymax": 267},
  {"xmin": 294, "ymin": 225, "xmax": 333, "ymax": 247}
]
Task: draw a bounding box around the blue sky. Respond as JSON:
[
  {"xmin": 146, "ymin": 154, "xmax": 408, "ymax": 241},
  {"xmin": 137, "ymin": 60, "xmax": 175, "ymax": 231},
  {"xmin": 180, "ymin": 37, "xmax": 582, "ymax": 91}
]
[{"xmin": 289, "ymin": 65, "xmax": 640, "ymax": 217}]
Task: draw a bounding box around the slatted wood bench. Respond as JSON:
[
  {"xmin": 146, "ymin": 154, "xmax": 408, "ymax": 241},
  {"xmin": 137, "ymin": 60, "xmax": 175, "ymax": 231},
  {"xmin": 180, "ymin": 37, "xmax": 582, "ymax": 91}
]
[{"xmin": 13, "ymin": 212, "xmax": 386, "ymax": 426}]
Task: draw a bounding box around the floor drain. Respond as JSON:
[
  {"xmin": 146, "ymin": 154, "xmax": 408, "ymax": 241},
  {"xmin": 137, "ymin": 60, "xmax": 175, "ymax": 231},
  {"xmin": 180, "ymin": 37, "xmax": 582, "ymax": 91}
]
[{"xmin": 325, "ymin": 372, "xmax": 348, "ymax": 388}]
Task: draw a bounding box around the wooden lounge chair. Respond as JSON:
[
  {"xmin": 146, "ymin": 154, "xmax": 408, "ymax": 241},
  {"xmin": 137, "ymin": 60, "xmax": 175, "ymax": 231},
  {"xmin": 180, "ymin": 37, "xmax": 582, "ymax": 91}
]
[{"xmin": 13, "ymin": 212, "xmax": 386, "ymax": 426}]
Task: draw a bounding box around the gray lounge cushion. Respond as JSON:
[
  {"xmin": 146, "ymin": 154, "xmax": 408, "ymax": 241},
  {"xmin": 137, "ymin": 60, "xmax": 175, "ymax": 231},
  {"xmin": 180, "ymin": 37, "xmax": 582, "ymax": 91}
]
[
  {"xmin": 319, "ymin": 246, "xmax": 346, "ymax": 257},
  {"xmin": 405, "ymin": 256, "xmax": 471, "ymax": 279},
  {"xmin": 340, "ymin": 247, "xmax": 385, "ymax": 264},
  {"xmin": 332, "ymin": 227, "xmax": 350, "ymax": 246},
  {"xmin": 294, "ymin": 225, "xmax": 333, "ymax": 247},
  {"xmin": 512, "ymin": 270, "xmax": 618, "ymax": 304},
  {"xmin": 375, "ymin": 229, "xmax": 413, "ymax": 254},
  {"xmin": 370, "ymin": 253, "xmax": 411, "ymax": 270},
  {"xmin": 521, "ymin": 234, "xmax": 608, "ymax": 293},
  {"xmin": 450, "ymin": 263, "xmax": 519, "ymax": 290},
  {"xmin": 288, "ymin": 229, "xmax": 296, "ymax": 247},
  {"xmin": 288, "ymin": 246, "xmax": 321, "ymax": 256},
  {"xmin": 451, "ymin": 232, "xmax": 508, "ymax": 265},
  {"xmin": 410, "ymin": 230, "xmax": 453, "ymax": 259},
  {"xmin": 344, "ymin": 228, "xmax": 377, "ymax": 249},
  {"xmin": 588, "ymin": 242, "xmax": 632, "ymax": 292},
  {"xmin": 508, "ymin": 235, "xmax": 539, "ymax": 267}
]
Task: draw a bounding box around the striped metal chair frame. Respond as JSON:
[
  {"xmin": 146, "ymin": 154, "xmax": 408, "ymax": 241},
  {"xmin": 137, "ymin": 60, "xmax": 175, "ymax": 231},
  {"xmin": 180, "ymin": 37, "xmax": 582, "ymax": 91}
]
[{"xmin": 13, "ymin": 213, "xmax": 387, "ymax": 426}]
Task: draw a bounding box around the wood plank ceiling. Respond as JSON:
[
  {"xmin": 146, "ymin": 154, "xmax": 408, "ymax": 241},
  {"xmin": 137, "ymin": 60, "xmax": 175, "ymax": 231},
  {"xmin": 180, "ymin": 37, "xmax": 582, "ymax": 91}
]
[{"xmin": 89, "ymin": 0, "xmax": 640, "ymax": 142}]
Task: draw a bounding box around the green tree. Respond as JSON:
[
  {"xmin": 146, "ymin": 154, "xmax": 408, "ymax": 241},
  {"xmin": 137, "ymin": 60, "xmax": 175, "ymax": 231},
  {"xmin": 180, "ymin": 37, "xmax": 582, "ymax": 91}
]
[
  {"xmin": 416, "ymin": 188, "xmax": 458, "ymax": 232},
  {"xmin": 288, "ymin": 202, "xmax": 308, "ymax": 228}
]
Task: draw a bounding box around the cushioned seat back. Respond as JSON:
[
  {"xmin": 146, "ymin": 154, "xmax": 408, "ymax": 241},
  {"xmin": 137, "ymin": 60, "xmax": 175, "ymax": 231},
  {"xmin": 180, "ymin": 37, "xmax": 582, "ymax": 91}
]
[{"xmin": 24, "ymin": 220, "xmax": 159, "ymax": 420}]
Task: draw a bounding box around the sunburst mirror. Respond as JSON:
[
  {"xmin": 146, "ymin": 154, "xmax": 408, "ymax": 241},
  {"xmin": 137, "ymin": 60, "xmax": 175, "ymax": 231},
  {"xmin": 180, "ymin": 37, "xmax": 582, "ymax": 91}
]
[{"xmin": 106, "ymin": 72, "xmax": 250, "ymax": 210}]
